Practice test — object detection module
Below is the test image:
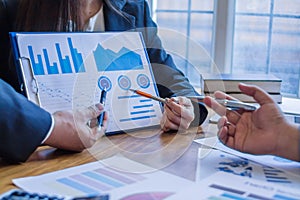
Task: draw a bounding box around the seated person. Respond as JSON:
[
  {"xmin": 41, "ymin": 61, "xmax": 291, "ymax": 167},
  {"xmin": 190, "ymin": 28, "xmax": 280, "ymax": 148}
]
[
  {"xmin": 204, "ymin": 83, "xmax": 300, "ymax": 162},
  {"xmin": 0, "ymin": 0, "xmax": 208, "ymax": 132},
  {"xmin": 0, "ymin": 78, "xmax": 107, "ymax": 163}
]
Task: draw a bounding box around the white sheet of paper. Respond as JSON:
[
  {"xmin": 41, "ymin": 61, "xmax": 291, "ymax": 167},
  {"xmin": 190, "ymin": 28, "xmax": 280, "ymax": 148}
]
[
  {"xmin": 13, "ymin": 155, "xmax": 193, "ymax": 200},
  {"xmin": 15, "ymin": 32, "xmax": 163, "ymax": 134},
  {"xmin": 166, "ymin": 171, "xmax": 300, "ymax": 200},
  {"xmin": 194, "ymin": 136, "xmax": 300, "ymax": 176},
  {"xmin": 196, "ymin": 148, "xmax": 300, "ymax": 188}
]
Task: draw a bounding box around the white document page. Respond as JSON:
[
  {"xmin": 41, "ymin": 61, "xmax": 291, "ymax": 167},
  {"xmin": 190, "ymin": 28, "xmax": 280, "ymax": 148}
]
[
  {"xmin": 15, "ymin": 32, "xmax": 163, "ymax": 134},
  {"xmin": 195, "ymin": 136, "xmax": 300, "ymax": 176},
  {"xmin": 13, "ymin": 155, "xmax": 193, "ymax": 200},
  {"xmin": 166, "ymin": 171, "xmax": 300, "ymax": 200},
  {"xmin": 196, "ymin": 148, "xmax": 300, "ymax": 188}
]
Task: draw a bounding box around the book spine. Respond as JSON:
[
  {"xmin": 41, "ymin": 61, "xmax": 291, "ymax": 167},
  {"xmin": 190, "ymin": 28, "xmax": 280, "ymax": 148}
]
[
  {"xmin": 204, "ymin": 80, "xmax": 281, "ymax": 93},
  {"xmin": 205, "ymin": 92, "xmax": 282, "ymax": 104}
]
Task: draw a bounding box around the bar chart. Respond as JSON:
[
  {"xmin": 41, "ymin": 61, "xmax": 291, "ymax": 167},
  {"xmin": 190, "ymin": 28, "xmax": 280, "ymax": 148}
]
[
  {"xmin": 28, "ymin": 37, "xmax": 85, "ymax": 75},
  {"xmin": 15, "ymin": 32, "xmax": 163, "ymax": 134},
  {"xmin": 55, "ymin": 166, "xmax": 146, "ymax": 194},
  {"xmin": 13, "ymin": 156, "xmax": 193, "ymax": 199}
]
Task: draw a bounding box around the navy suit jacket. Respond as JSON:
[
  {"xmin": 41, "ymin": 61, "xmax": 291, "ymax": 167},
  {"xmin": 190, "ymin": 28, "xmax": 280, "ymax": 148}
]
[
  {"xmin": 104, "ymin": 1, "xmax": 196, "ymax": 97},
  {"xmin": 0, "ymin": 1, "xmax": 51, "ymax": 162},
  {"xmin": 102, "ymin": 0, "xmax": 207, "ymax": 125},
  {"xmin": 0, "ymin": 79, "xmax": 52, "ymax": 163}
]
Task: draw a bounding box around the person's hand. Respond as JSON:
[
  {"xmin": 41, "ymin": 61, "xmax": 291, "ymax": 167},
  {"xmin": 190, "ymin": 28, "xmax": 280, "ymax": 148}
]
[
  {"xmin": 44, "ymin": 103, "xmax": 107, "ymax": 152},
  {"xmin": 160, "ymin": 96, "xmax": 195, "ymax": 132},
  {"xmin": 203, "ymin": 83, "xmax": 300, "ymax": 161}
]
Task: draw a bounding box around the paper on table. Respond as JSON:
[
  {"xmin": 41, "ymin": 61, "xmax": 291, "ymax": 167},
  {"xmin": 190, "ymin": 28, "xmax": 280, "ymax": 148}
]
[
  {"xmin": 165, "ymin": 171, "xmax": 300, "ymax": 200},
  {"xmin": 194, "ymin": 136, "xmax": 300, "ymax": 176},
  {"xmin": 196, "ymin": 148, "xmax": 300, "ymax": 188},
  {"xmin": 280, "ymin": 97, "xmax": 300, "ymax": 115},
  {"xmin": 13, "ymin": 154, "xmax": 194, "ymax": 200}
]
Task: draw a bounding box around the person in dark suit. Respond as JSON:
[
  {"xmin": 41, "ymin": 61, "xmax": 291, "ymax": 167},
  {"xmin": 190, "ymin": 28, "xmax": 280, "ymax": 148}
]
[
  {"xmin": 0, "ymin": 0, "xmax": 208, "ymax": 132},
  {"xmin": 0, "ymin": 78, "xmax": 107, "ymax": 163}
]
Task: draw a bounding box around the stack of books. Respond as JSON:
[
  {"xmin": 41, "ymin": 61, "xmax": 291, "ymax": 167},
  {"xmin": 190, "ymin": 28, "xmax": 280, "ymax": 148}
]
[{"xmin": 202, "ymin": 73, "xmax": 282, "ymax": 103}]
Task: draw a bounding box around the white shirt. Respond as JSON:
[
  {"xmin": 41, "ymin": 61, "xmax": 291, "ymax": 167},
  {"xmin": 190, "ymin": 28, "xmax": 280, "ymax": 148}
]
[
  {"xmin": 41, "ymin": 115, "xmax": 55, "ymax": 144},
  {"xmin": 84, "ymin": 5, "xmax": 105, "ymax": 32}
]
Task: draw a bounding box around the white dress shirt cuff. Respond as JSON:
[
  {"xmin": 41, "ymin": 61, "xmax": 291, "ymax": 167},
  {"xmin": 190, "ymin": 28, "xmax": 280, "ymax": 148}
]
[{"xmin": 41, "ymin": 114, "xmax": 55, "ymax": 144}]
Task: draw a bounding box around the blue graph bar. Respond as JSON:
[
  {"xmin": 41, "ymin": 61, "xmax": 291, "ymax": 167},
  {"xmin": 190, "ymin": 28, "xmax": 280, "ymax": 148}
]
[
  {"xmin": 28, "ymin": 46, "xmax": 45, "ymax": 75},
  {"xmin": 119, "ymin": 115, "xmax": 157, "ymax": 122},
  {"xmin": 118, "ymin": 95, "xmax": 137, "ymax": 99},
  {"xmin": 130, "ymin": 110, "xmax": 155, "ymax": 115},
  {"xmin": 28, "ymin": 37, "xmax": 85, "ymax": 75},
  {"xmin": 273, "ymin": 194, "xmax": 299, "ymax": 200},
  {"xmin": 133, "ymin": 104, "xmax": 154, "ymax": 109},
  {"xmin": 140, "ymin": 99, "xmax": 152, "ymax": 103},
  {"xmin": 93, "ymin": 44, "xmax": 143, "ymax": 71},
  {"xmin": 55, "ymin": 43, "xmax": 72, "ymax": 73},
  {"xmin": 68, "ymin": 37, "xmax": 85, "ymax": 73},
  {"xmin": 57, "ymin": 178, "xmax": 99, "ymax": 194},
  {"xmin": 221, "ymin": 193, "xmax": 246, "ymax": 200},
  {"xmin": 43, "ymin": 49, "xmax": 58, "ymax": 74},
  {"xmin": 83, "ymin": 171, "xmax": 124, "ymax": 188}
]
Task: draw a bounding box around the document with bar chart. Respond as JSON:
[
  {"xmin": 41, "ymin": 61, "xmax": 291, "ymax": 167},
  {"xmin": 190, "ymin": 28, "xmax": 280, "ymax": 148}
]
[
  {"xmin": 10, "ymin": 32, "xmax": 163, "ymax": 134},
  {"xmin": 13, "ymin": 155, "xmax": 193, "ymax": 200},
  {"xmin": 166, "ymin": 172, "xmax": 300, "ymax": 200}
]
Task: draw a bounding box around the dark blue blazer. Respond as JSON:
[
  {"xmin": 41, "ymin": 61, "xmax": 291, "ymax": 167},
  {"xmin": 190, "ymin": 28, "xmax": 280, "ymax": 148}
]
[
  {"xmin": 0, "ymin": 79, "xmax": 52, "ymax": 163},
  {"xmin": 103, "ymin": 0, "xmax": 207, "ymax": 125},
  {"xmin": 104, "ymin": 0, "xmax": 196, "ymax": 98},
  {"xmin": 0, "ymin": 1, "xmax": 50, "ymax": 159}
]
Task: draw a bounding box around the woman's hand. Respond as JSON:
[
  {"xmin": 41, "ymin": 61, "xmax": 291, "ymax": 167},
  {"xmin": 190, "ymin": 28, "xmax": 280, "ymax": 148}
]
[{"xmin": 160, "ymin": 96, "xmax": 195, "ymax": 132}]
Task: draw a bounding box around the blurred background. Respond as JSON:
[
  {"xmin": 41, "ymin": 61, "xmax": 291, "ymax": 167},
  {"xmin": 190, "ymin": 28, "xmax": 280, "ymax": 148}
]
[{"xmin": 148, "ymin": 0, "xmax": 300, "ymax": 98}]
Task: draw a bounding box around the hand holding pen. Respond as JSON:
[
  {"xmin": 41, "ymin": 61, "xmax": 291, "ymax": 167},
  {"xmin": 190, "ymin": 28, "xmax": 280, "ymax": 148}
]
[
  {"xmin": 129, "ymin": 89, "xmax": 167, "ymax": 103},
  {"xmin": 188, "ymin": 96, "xmax": 257, "ymax": 111},
  {"xmin": 202, "ymin": 83, "xmax": 300, "ymax": 161},
  {"xmin": 97, "ymin": 88, "xmax": 107, "ymax": 130},
  {"xmin": 130, "ymin": 89, "xmax": 195, "ymax": 131},
  {"xmin": 130, "ymin": 88, "xmax": 257, "ymax": 132},
  {"xmin": 161, "ymin": 96, "xmax": 195, "ymax": 131},
  {"xmin": 130, "ymin": 88, "xmax": 257, "ymax": 111}
]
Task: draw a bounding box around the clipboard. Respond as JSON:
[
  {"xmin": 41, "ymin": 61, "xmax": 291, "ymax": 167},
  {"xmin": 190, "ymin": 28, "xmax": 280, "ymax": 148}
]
[{"xmin": 10, "ymin": 32, "xmax": 163, "ymax": 135}]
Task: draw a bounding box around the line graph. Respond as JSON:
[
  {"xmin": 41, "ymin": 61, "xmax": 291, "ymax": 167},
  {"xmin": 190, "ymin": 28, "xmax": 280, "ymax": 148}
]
[
  {"xmin": 16, "ymin": 32, "xmax": 162, "ymax": 134},
  {"xmin": 93, "ymin": 45, "xmax": 143, "ymax": 71}
]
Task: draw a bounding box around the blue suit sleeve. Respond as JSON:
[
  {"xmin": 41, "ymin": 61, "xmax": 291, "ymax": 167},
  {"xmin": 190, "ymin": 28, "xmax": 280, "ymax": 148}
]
[{"xmin": 0, "ymin": 79, "xmax": 52, "ymax": 163}]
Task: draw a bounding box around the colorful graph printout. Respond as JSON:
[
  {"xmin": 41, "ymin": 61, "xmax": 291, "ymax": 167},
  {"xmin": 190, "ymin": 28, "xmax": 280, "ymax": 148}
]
[
  {"xmin": 166, "ymin": 172, "xmax": 300, "ymax": 200},
  {"xmin": 12, "ymin": 32, "xmax": 163, "ymax": 134},
  {"xmin": 13, "ymin": 156, "xmax": 193, "ymax": 200},
  {"xmin": 196, "ymin": 149, "xmax": 300, "ymax": 188},
  {"xmin": 195, "ymin": 136, "xmax": 300, "ymax": 176}
]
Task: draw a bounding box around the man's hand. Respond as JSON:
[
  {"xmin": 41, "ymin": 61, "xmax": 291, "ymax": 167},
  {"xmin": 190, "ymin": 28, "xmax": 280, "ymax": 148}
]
[{"xmin": 44, "ymin": 103, "xmax": 107, "ymax": 151}]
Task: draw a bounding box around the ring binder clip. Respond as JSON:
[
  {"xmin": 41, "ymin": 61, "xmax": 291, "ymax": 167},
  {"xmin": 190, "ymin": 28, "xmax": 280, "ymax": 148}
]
[{"xmin": 18, "ymin": 57, "xmax": 41, "ymax": 106}]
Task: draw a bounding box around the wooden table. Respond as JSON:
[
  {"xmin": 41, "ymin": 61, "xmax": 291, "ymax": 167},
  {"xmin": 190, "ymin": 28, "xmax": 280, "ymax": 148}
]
[{"xmin": 0, "ymin": 120, "xmax": 218, "ymax": 194}]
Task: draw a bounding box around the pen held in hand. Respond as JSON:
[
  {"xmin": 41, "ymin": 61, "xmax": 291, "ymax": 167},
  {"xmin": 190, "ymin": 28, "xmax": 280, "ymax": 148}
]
[
  {"xmin": 186, "ymin": 95, "xmax": 257, "ymax": 111},
  {"xmin": 98, "ymin": 88, "xmax": 107, "ymax": 127},
  {"xmin": 129, "ymin": 88, "xmax": 167, "ymax": 103},
  {"xmin": 216, "ymin": 99, "xmax": 257, "ymax": 111}
]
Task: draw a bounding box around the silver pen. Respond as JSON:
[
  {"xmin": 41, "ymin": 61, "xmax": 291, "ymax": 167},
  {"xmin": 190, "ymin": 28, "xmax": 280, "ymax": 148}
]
[{"xmin": 187, "ymin": 96, "xmax": 257, "ymax": 111}]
